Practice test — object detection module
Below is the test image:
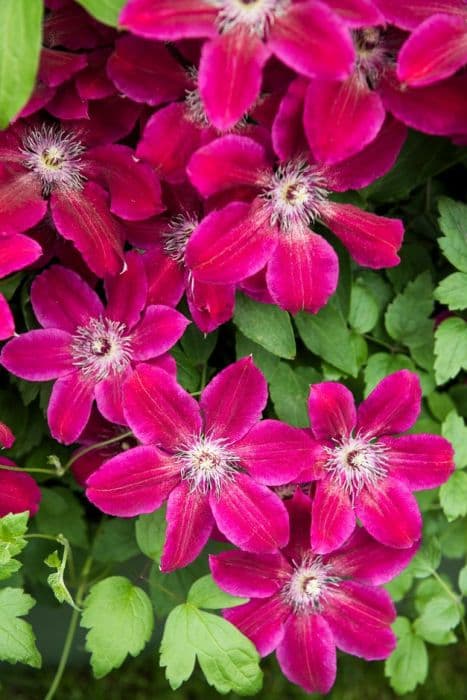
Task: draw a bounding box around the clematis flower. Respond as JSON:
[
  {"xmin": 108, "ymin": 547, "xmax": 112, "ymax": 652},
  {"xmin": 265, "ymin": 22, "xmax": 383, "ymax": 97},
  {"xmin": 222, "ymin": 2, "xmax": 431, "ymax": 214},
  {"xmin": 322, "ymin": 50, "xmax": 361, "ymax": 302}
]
[
  {"xmin": 185, "ymin": 120, "xmax": 406, "ymax": 313},
  {"xmin": 210, "ymin": 489, "xmax": 418, "ymax": 694},
  {"xmin": 0, "ymin": 423, "xmax": 15, "ymax": 450},
  {"xmin": 86, "ymin": 357, "xmax": 318, "ymax": 570},
  {"xmin": 0, "ymin": 458, "xmax": 41, "ymax": 517},
  {"xmin": 120, "ymin": 0, "xmax": 356, "ymax": 130},
  {"xmin": 306, "ymin": 371, "xmax": 454, "ymax": 552},
  {"xmin": 0, "ymin": 256, "xmax": 189, "ymax": 445}
]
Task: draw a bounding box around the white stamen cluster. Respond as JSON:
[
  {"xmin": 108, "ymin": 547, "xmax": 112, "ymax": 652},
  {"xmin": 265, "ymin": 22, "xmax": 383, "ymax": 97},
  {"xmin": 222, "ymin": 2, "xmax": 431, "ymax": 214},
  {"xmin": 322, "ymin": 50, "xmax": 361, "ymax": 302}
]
[
  {"xmin": 282, "ymin": 555, "xmax": 340, "ymax": 613},
  {"xmin": 354, "ymin": 28, "xmax": 392, "ymax": 89},
  {"xmin": 176, "ymin": 434, "xmax": 240, "ymax": 494},
  {"xmin": 212, "ymin": 0, "xmax": 289, "ymax": 38},
  {"xmin": 162, "ymin": 213, "xmax": 199, "ymax": 266},
  {"xmin": 70, "ymin": 317, "xmax": 133, "ymax": 382},
  {"xmin": 21, "ymin": 124, "xmax": 85, "ymax": 194},
  {"xmin": 323, "ymin": 434, "xmax": 389, "ymax": 498}
]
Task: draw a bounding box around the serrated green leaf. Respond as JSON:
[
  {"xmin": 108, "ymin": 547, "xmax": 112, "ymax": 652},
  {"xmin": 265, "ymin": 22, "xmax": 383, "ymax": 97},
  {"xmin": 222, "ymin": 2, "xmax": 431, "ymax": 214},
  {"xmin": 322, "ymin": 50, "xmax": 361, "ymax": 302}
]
[
  {"xmin": 434, "ymin": 317, "xmax": 467, "ymax": 385},
  {"xmin": 409, "ymin": 538, "xmax": 441, "ymax": 578},
  {"xmin": 93, "ymin": 518, "xmax": 139, "ymax": 564},
  {"xmin": 0, "ymin": 512, "xmax": 29, "ymax": 565},
  {"xmin": 363, "ymin": 353, "xmax": 415, "ymax": 396},
  {"xmin": 435, "ymin": 272, "xmax": 467, "ymax": 310},
  {"xmin": 0, "ymin": 588, "xmax": 41, "ymax": 668},
  {"xmin": 135, "ymin": 507, "xmax": 167, "ymax": 562},
  {"xmin": 187, "ymin": 575, "xmax": 247, "ymax": 610},
  {"xmin": 160, "ymin": 605, "xmax": 196, "ymax": 690},
  {"xmin": 438, "ymin": 198, "xmax": 467, "ymax": 273},
  {"xmin": 149, "ymin": 558, "xmax": 207, "ymax": 617},
  {"xmin": 413, "ymin": 595, "xmax": 461, "ymax": 644},
  {"xmin": 81, "ymin": 576, "xmax": 154, "ymax": 678},
  {"xmin": 47, "ymin": 572, "xmax": 78, "ymax": 610},
  {"xmin": 458, "ymin": 565, "xmax": 467, "ymax": 595},
  {"xmin": 0, "ymin": 559, "xmax": 22, "ymax": 582},
  {"xmin": 440, "ymin": 471, "xmax": 467, "ymax": 521},
  {"xmin": 348, "ymin": 281, "xmax": 379, "ymax": 333},
  {"xmin": 75, "ymin": 0, "xmax": 125, "ymax": 26},
  {"xmin": 442, "ymin": 411, "xmax": 467, "ymax": 469},
  {"xmin": 385, "ymin": 617, "xmax": 428, "ymax": 694},
  {"xmin": 269, "ymin": 363, "xmax": 320, "ymax": 427},
  {"xmin": 234, "ymin": 294, "xmax": 296, "ymax": 359},
  {"xmin": 44, "ymin": 551, "xmax": 61, "ymax": 569}
]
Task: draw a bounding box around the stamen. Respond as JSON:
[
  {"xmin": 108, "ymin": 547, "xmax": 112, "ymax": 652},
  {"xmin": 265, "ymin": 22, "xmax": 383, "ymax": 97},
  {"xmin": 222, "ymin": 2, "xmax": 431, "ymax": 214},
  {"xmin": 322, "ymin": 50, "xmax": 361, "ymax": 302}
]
[
  {"xmin": 162, "ymin": 213, "xmax": 199, "ymax": 265},
  {"xmin": 176, "ymin": 434, "xmax": 240, "ymax": 495},
  {"xmin": 323, "ymin": 434, "xmax": 388, "ymax": 499},
  {"xmin": 70, "ymin": 317, "xmax": 133, "ymax": 382},
  {"xmin": 282, "ymin": 554, "xmax": 340, "ymax": 613},
  {"xmin": 212, "ymin": 0, "xmax": 290, "ymax": 38},
  {"xmin": 354, "ymin": 29, "xmax": 394, "ymax": 89}
]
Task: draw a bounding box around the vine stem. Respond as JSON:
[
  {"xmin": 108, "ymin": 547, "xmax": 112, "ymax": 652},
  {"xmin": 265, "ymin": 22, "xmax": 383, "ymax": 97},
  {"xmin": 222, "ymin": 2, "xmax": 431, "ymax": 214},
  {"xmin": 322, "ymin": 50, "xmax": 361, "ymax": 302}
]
[
  {"xmin": 62, "ymin": 430, "xmax": 133, "ymax": 473},
  {"xmin": 0, "ymin": 464, "xmax": 58, "ymax": 476}
]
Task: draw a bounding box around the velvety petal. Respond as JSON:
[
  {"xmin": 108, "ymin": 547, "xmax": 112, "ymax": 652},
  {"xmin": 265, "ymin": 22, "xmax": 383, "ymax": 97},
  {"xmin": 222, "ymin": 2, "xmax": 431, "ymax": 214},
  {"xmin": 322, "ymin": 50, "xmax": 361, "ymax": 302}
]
[
  {"xmin": 76, "ymin": 49, "xmax": 116, "ymax": 100},
  {"xmin": 47, "ymin": 81, "xmax": 88, "ymax": 120},
  {"xmin": 311, "ymin": 478, "xmax": 356, "ymax": 554},
  {"xmin": 266, "ymin": 229, "xmax": 338, "ymax": 314},
  {"xmin": 323, "ymin": 581, "xmax": 395, "ymax": 659},
  {"xmin": 210, "ymin": 551, "xmax": 291, "ymax": 598},
  {"xmin": 199, "ymin": 26, "xmax": 270, "ymax": 131},
  {"xmin": 107, "ymin": 35, "xmax": 189, "ymax": 105},
  {"xmin": 0, "ymin": 295, "xmax": 14, "ymax": 341},
  {"xmin": 381, "ymin": 434, "xmax": 455, "ymax": 490},
  {"xmin": 31, "ymin": 264, "xmax": 104, "ymax": 332},
  {"xmin": 51, "ymin": 182, "xmax": 125, "ymax": 277},
  {"xmin": 326, "ymin": 0, "xmax": 384, "ymax": 25},
  {"xmin": 131, "ymin": 305, "xmax": 190, "ymax": 360},
  {"xmin": 320, "ymin": 202, "xmax": 404, "ymax": 268},
  {"xmin": 47, "ymin": 372, "xmax": 95, "ymax": 444},
  {"xmin": 308, "ymin": 381, "xmax": 356, "ymax": 440},
  {"xmin": 161, "ymin": 480, "xmax": 214, "ymax": 571},
  {"xmin": 123, "ymin": 364, "xmax": 202, "ymax": 449},
  {"xmin": 0, "ymin": 234, "xmax": 42, "ymax": 277},
  {"xmin": 144, "ymin": 245, "xmax": 185, "ymax": 307},
  {"xmin": 235, "ymin": 420, "xmax": 321, "ymax": 485},
  {"xmin": 20, "ymin": 82, "xmax": 56, "ymax": 118},
  {"xmin": 188, "ymin": 278, "xmax": 236, "ymax": 333},
  {"xmin": 0, "ymin": 422, "xmax": 14, "ymax": 449},
  {"xmin": 187, "ymin": 135, "xmax": 267, "ymax": 197},
  {"xmin": 71, "ymin": 96, "xmax": 142, "ymax": 146},
  {"xmin": 94, "ymin": 370, "xmax": 130, "ymax": 426},
  {"xmin": 0, "ymin": 469, "xmax": 41, "ymax": 517},
  {"xmin": 356, "ymin": 370, "xmax": 421, "ymax": 437},
  {"xmin": 120, "ymin": 0, "xmax": 218, "ymax": 40},
  {"xmin": 276, "ymin": 614, "xmax": 336, "ymax": 694},
  {"xmin": 186, "ymin": 200, "xmax": 278, "ymax": 284},
  {"xmin": 39, "ymin": 47, "xmax": 87, "ymax": 87},
  {"xmin": 86, "ymin": 446, "xmax": 179, "ymax": 516},
  {"xmin": 1, "ymin": 329, "xmax": 73, "ymax": 380},
  {"xmin": 104, "ymin": 250, "xmax": 147, "ymax": 329},
  {"xmin": 327, "ymin": 528, "xmax": 419, "ymax": 585},
  {"xmin": 224, "ymin": 595, "xmax": 290, "ymax": 656},
  {"xmin": 0, "ymin": 167, "xmax": 46, "ymax": 235},
  {"xmin": 200, "ymin": 357, "xmax": 267, "ymax": 442},
  {"xmin": 304, "ymin": 73, "xmax": 385, "ymax": 164},
  {"xmin": 355, "ymin": 477, "xmax": 422, "ymax": 548},
  {"xmin": 272, "ymin": 76, "xmax": 308, "ymax": 160},
  {"xmin": 211, "ymin": 473, "xmax": 289, "ymax": 552},
  {"xmin": 282, "ymin": 490, "xmax": 313, "ymax": 562},
  {"xmin": 397, "ymin": 15, "xmax": 467, "ymax": 87},
  {"xmin": 372, "ymin": 0, "xmax": 466, "ymax": 29},
  {"xmin": 269, "ymin": 0, "xmax": 355, "ymax": 79}
]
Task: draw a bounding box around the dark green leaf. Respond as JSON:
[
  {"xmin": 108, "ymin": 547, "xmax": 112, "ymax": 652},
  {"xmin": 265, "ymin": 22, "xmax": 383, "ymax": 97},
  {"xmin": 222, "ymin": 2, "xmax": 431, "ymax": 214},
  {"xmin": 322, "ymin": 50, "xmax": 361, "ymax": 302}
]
[
  {"xmin": 234, "ymin": 294, "xmax": 296, "ymax": 359},
  {"xmin": 434, "ymin": 317, "xmax": 467, "ymax": 385},
  {"xmin": 93, "ymin": 519, "xmax": 139, "ymax": 564},
  {"xmin": 135, "ymin": 507, "xmax": 167, "ymax": 562}
]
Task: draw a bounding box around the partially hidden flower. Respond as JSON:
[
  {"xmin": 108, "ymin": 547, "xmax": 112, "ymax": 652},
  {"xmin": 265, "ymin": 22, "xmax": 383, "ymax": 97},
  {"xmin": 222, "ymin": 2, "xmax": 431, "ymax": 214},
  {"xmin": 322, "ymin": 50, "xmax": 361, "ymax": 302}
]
[{"xmin": 0, "ymin": 458, "xmax": 41, "ymax": 517}]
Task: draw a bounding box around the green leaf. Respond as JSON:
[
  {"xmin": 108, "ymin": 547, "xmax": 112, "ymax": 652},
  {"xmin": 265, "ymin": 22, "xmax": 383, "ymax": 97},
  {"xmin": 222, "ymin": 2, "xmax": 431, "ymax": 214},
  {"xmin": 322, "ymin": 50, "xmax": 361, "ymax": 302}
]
[
  {"xmin": 435, "ymin": 272, "xmax": 467, "ymax": 310},
  {"xmin": 93, "ymin": 519, "xmax": 139, "ymax": 564},
  {"xmin": 0, "ymin": 559, "xmax": 22, "ymax": 582},
  {"xmin": 269, "ymin": 363, "xmax": 320, "ymax": 427},
  {"xmin": 385, "ymin": 570, "xmax": 414, "ymax": 603},
  {"xmin": 47, "ymin": 571, "xmax": 78, "ymax": 610},
  {"xmin": 160, "ymin": 605, "xmax": 197, "ymax": 690},
  {"xmin": 413, "ymin": 595, "xmax": 461, "ymax": 644},
  {"xmin": 173, "ymin": 347, "xmax": 201, "ymax": 393},
  {"xmin": 440, "ymin": 471, "xmax": 467, "ymax": 522},
  {"xmin": 234, "ymin": 294, "xmax": 296, "ymax": 359},
  {"xmin": 0, "ymin": 588, "xmax": 41, "ymax": 668},
  {"xmin": 36, "ymin": 488, "xmax": 88, "ymax": 548},
  {"xmin": 440, "ymin": 517, "xmax": 467, "ymax": 559},
  {"xmin": 149, "ymin": 559, "xmax": 207, "ymax": 617},
  {"xmin": 438, "ymin": 198, "xmax": 467, "ymax": 273},
  {"xmin": 428, "ymin": 391, "xmax": 456, "ymax": 422},
  {"xmin": 135, "ymin": 507, "xmax": 167, "ymax": 562},
  {"xmin": 81, "ymin": 576, "xmax": 154, "ymax": 678},
  {"xmin": 409, "ymin": 538, "xmax": 441, "ymax": 578},
  {"xmin": 236, "ymin": 332, "xmax": 280, "ymax": 383},
  {"xmin": 348, "ymin": 280, "xmax": 379, "ymax": 333},
  {"xmin": 0, "ymin": 512, "xmax": 29, "ymax": 564},
  {"xmin": 0, "ymin": 0, "xmax": 43, "ymax": 128},
  {"xmin": 75, "ymin": 0, "xmax": 125, "ymax": 26},
  {"xmin": 458, "ymin": 565, "xmax": 467, "ymax": 596},
  {"xmin": 363, "ymin": 353, "xmax": 415, "ymax": 396},
  {"xmin": 181, "ymin": 326, "xmax": 218, "ymax": 365},
  {"xmin": 187, "ymin": 575, "xmax": 247, "ymax": 610},
  {"xmin": 295, "ymin": 300, "xmax": 358, "ymax": 376},
  {"xmin": 385, "ymin": 617, "xmax": 428, "ymax": 694},
  {"xmin": 434, "ymin": 317, "xmax": 467, "ymax": 385},
  {"xmin": 442, "ymin": 411, "xmax": 467, "ymax": 469}
]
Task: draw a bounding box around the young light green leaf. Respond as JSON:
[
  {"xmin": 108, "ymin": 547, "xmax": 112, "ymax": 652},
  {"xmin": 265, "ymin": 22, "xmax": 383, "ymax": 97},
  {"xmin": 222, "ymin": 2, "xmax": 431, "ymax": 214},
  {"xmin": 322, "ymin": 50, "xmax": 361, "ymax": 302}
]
[
  {"xmin": 75, "ymin": 0, "xmax": 126, "ymax": 27},
  {"xmin": 93, "ymin": 518, "xmax": 139, "ymax": 563},
  {"xmin": 409, "ymin": 538, "xmax": 441, "ymax": 578},
  {"xmin": 0, "ymin": 0, "xmax": 43, "ymax": 128},
  {"xmin": 135, "ymin": 507, "xmax": 167, "ymax": 562},
  {"xmin": 160, "ymin": 604, "xmax": 197, "ymax": 690},
  {"xmin": 0, "ymin": 511, "xmax": 29, "ymax": 564},
  {"xmin": 0, "ymin": 588, "xmax": 41, "ymax": 668},
  {"xmin": 435, "ymin": 272, "xmax": 467, "ymax": 310},
  {"xmin": 234, "ymin": 294, "xmax": 296, "ymax": 359},
  {"xmin": 413, "ymin": 595, "xmax": 461, "ymax": 645},
  {"xmin": 187, "ymin": 575, "xmax": 248, "ymax": 609},
  {"xmin": 458, "ymin": 565, "xmax": 467, "ymax": 596},
  {"xmin": 0, "ymin": 559, "xmax": 22, "ymax": 582},
  {"xmin": 385, "ymin": 570, "xmax": 414, "ymax": 603},
  {"xmin": 81, "ymin": 576, "xmax": 154, "ymax": 678},
  {"xmin": 47, "ymin": 572, "xmax": 79, "ymax": 610},
  {"xmin": 440, "ymin": 471, "xmax": 467, "ymax": 522},
  {"xmin": 438, "ymin": 198, "xmax": 467, "ymax": 273},
  {"xmin": 149, "ymin": 558, "xmax": 207, "ymax": 617},
  {"xmin": 385, "ymin": 617, "xmax": 428, "ymax": 694},
  {"xmin": 442, "ymin": 411, "xmax": 467, "ymax": 469},
  {"xmin": 269, "ymin": 363, "xmax": 320, "ymax": 427},
  {"xmin": 434, "ymin": 317, "xmax": 467, "ymax": 385},
  {"xmin": 348, "ymin": 281, "xmax": 379, "ymax": 333}
]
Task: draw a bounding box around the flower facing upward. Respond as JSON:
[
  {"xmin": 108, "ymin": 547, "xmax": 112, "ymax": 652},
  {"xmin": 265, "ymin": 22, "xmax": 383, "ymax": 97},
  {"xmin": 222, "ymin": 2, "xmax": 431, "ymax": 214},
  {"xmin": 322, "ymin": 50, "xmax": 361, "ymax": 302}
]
[{"xmin": 210, "ymin": 490, "xmax": 419, "ymax": 694}]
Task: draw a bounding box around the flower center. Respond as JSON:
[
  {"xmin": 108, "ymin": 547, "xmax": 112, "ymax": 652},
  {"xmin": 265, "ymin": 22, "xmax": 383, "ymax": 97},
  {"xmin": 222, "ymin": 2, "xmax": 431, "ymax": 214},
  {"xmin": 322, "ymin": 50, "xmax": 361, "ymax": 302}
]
[
  {"xmin": 213, "ymin": 0, "xmax": 289, "ymax": 37},
  {"xmin": 260, "ymin": 160, "xmax": 328, "ymax": 232},
  {"xmin": 282, "ymin": 555, "xmax": 340, "ymax": 613},
  {"xmin": 21, "ymin": 124, "xmax": 85, "ymax": 195},
  {"xmin": 354, "ymin": 29, "xmax": 392, "ymax": 88},
  {"xmin": 162, "ymin": 213, "xmax": 199, "ymax": 266},
  {"xmin": 70, "ymin": 317, "xmax": 133, "ymax": 382},
  {"xmin": 176, "ymin": 435, "xmax": 239, "ymax": 494},
  {"xmin": 323, "ymin": 435, "xmax": 388, "ymax": 498}
]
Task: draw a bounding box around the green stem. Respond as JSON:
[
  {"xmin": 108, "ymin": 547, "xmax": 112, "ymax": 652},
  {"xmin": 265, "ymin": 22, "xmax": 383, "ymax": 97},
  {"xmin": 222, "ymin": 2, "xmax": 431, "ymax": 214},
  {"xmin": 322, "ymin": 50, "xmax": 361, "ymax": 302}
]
[
  {"xmin": 62, "ymin": 431, "xmax": 133, "ymax": 473},
  {"xmin": 24, "ymin": 533, "xmax": 60, "ymax": 543},
  {"xmin": 431, "ymin": 570, "xmax": 467, "ymax": 640},
  {"xmin": 0, "ymin": 464, "xmax": 58, "ymax": 476},
  {"xmin": 363, "ymin": 334, "xmax": 401, "ymax": 353}
]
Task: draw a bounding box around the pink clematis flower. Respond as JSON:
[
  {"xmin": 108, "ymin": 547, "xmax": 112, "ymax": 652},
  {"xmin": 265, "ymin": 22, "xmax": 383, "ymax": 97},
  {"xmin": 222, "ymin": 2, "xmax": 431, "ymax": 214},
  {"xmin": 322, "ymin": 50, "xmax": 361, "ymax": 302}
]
[
  {"xmin": 0, "ymin": 458, "xmax": 41, "ymax": 517},
  {"xmin": 306, "ymin": 371, "xmax": 454, "ymax": 552},
  {"xmin": 120, "ymin": 0, "xmax": 356, "ymax": 130},
  {"xmin": 185, "ymin": 120, "xmax": 406, "ymax": 313},
  {"xmin": 0, "ymin": 256, "xmax": 189, "ymax": 445},
  {"xmin": 86, "ymin": 357, "xmax": 318, "ymax": 571},
  {"xmin": 210, "ymin": 489, "xmax": 418, "ymax": 694}
]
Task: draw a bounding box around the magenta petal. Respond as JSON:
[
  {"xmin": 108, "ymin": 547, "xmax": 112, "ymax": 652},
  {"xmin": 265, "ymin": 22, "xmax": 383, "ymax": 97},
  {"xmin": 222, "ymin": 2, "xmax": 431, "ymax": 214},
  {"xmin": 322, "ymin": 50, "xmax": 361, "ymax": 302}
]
[
  {"xmin": 0, "ymin": 421, "xmax": 14, "ymax": 449},
  {"xmin": 235, "ymin": 420, "xmax": 320, "ymax": 485},
  {"xmin": 47, "ymin": 372, "xmax": 94, "ymax": 444},
  {"xmin": 120, "ymin": 0, "xmax": 217, "ymax": 40},
  {"xmin": 304, "ymin": 74, "xmax": 385, "ymax": 164},
  {"xmin": 269, "ymin": 0, "xmax": 354, "ymax": 79},
  {"xmin": 201, "ymin": 357, "xmax": 267, "ymax": 442},
  {"xmin": 143, "ymin": 245, "xmax": 185, "ymax": 307},
  {"xmin": 276, "ymin": 613, "xmax": 336, "ymax": 694},
  {"xmin": 326, "ymin": 0, "xmax": 384, "ymax": 26},
  {"xmin": 321, "ymin": 202, "xmax": 404, "ymax": 268},
  {"xmin": 372, "ymin": 0, "xmax": 466, "ymax": 30},
  {"xmin": 161, "ymin": 480, "xmax": 214, "ymax": 572},
  {"xmin": 397, "ymin": 15, "xmax": 467, "ymax": 87},
  {"xmin": 0, "ymin": 167, "xmax": 46, "ymax": 235},
  {"xmin": 0, "ymin": 470, "xmax": 41, "ymax": 517},
  {"xmin": 47, "ymin": 81, "xmax": 88, "ymax": 120},
  {"xmin": 0, "ymin": 234, "xmax": 42, "ymax": 277},
  {"xmin": 94, "ymin": 371, "xmax": 129, "ymax": 426},
  {"xmin": 266, "ymin": 229, "xmax": 338, "ymax": 314},
  {"xmin": 272, "ymin": 76, "xmax": 308, "ymax": 160},
  {"xmin": 105, "ymin": 250, "xmax": 147, "ymax": 329},
  {"xmin": 200, "ymin": 27, "xmax": 270, "ymax": 130},
  {"xmin": 0, "ymin": 294, "xmax": 14, "ymax": 341},
  {"xmin": 311, "ymin": 479, "xmax": 356, "ymax": 554},
  {"xmin": 323, "ymin": 581, "xmax": 395, "ymax": 660},
  {"xmin": 355, "ymin": 478, "xmax": 422, "ymax": 548},
  {"xmin": 381, "ymin": 434, "xmax": 455, "ymax": 490},
  {"xmin": 356, "ymin": 370, "xmax": 421, "ymax": 437},
  {"xmin": 188, "ymin": 135, "xmax": 267, "ymax": 196},
  {"xmin": 188, "ymin": 279, "xmax": 236, "ymax": 333},
  {"xmin": 308, "ymin": 381, "xmax": 356, "ymax": 441},
  {"xmin": 211, "ymin": 473, "xmax": 289, "ymax": 553},
  {"xmin": 210, "ymin": 551, "xmax": 291, "ymax": 598},
  {"xmin": 186, "ymin": 200, "xmax": 278, "ymax": 284},
  {"xmin": 123, "ymin": 365, "xmax": 201, "ymax": 449},
  {"xmin": 31, "ymin": 264, "xmax": 103, "ymax": 332},
  {"xmin": 131, "ymin": 305, "xmax": 190, "ymax": 360},
  {"xmin": 224, "ymin": 595, "xmax": 290, "ymax": 656},
  {"xmin": 327, "ymin": 528, "xmax": 419, "ymax": 585},
  {"xmin": 51, "ymin": 182, "xmax": 125, "ymax": 278},
  {"xmin": 86, "ymin": 446, "xmax": 179, "ymax": 516},
  {"xmin": 39, "ymin": 47, "xmax": 87, "ymax": 88},
  {"xmin": 1, "ymin": 330, "xmax": 72, "ymax": 380},
  {"xmin": 282, "ymin": 490, "xmax": 314, "ymax": 562}
]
